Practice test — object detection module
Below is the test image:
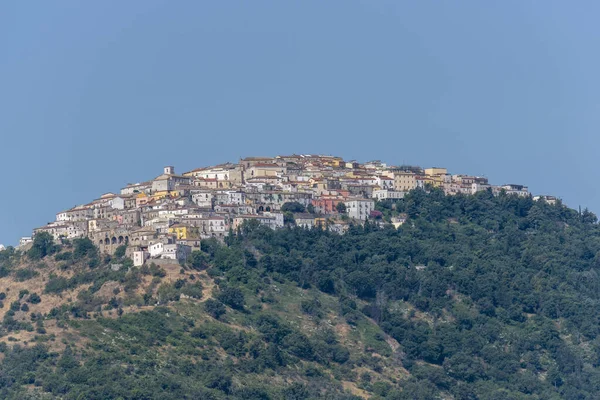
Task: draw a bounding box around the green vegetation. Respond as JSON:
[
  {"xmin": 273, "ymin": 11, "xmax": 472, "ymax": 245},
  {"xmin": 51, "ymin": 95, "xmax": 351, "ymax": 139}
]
[
  {"xmin": 27, "ymin": 231, "xmax": 60, "ymax": 260},
  {"xmin": 281, "ymin": 201, "xmax": 306, "ymax": 213},
  {"xmin": 0, "ymin": 188, "xmax": 600, "ymax": 399},
  {"xmin": 14, "ymin": 268, "xmax": 39, "ymax": 282}
]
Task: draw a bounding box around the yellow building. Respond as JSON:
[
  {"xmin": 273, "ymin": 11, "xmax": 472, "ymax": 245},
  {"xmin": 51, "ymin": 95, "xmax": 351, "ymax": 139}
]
[
  {"xmin": 168, "ymin": 224, "xmax": 200, "ymax": 240},
  {"xmin": 151, "ymin": 191, "xmax": 178, "ymax": 201},
  {"xmin": 424, "ymin": 167, "xmax": 447, "ymax": 176},
  {"xmin": 393, "ymin": 171, "xmax": 417, "ymax": 191},
  {"xmin": 424, "ymin": 167, "xmax": 448, "ymax": 188},
  {"xmin": 320, "ymin": 156, "xmax": 344, "ymax": 167}
]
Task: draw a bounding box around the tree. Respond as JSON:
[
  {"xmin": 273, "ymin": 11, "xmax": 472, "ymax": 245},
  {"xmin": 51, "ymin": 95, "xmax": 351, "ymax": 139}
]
[
  {"xmin": 217, "ymin": 287, "xmax": 245, "ymax": 310},
  {"xmin": 283, "ymin": 211, "xmax": 295, "ymax": 225},
  {"xmin": 204, "ymin": 299, "xmax": 226, "ymax": 319},
  {"xmin": 306, "ymin": 204, "xmax": 316, "ymax": 214},
  {"xmin": 28, "ymin": 232, "xmax": 58, "ymax": 260},
  {"xmin": 114, "ymin": 245, "xmax": 127, "ymax": 258},
  {"xmin": 281, "ymin": 202, "xmax": 306, "ymax": 213},
  {"xmin": 73, "ymin": 237, "xmax": 97, "ymax": 259},
  {"xmin": 336, "ymin": 202, "xmax": 347, "ymax": 214},
  {"xmin": 187, "ymin": 251, "xmax": 209, "ymax": 270}
]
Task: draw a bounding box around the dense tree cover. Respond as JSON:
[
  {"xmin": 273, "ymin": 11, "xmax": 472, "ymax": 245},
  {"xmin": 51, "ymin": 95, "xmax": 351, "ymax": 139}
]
[
  {"xmin": 231, "ymin": 188, "xmax": 600, "ymax": 399},
  {"xmin": 1, "ymin": 188, "xmax": 600, "ymax": 398}
]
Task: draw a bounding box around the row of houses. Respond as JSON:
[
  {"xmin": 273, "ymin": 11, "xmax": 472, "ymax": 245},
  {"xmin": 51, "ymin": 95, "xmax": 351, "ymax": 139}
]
[{"xmin": 24, "ymin": 154, "xmax": 546, "ymax": 265}]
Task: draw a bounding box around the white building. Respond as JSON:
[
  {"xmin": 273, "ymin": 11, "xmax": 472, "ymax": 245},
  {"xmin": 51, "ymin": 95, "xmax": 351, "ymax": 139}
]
[
  {"xmin": 191, "ymin": 191, "xmax": 214, "ymax": 208},
  {"xmin": 148, "ymin": 242, "xmax": 190, "ymax": 262},
  {"xmin": 149, "ymin": 242, "xmax": 164, "ymax": 258},
  {"xmin": 66, "ymin": 224, "xmax": 87, "ymax": 239},
  {"xmin": 344, "ymin": 199, "xmax": 375, "ymax": 221},
  {"xmin": 161, "ymin": 243, "xmax": 191, "ymax": 262},
  {"xmin": 206, "ymin": 216, "xmax": 228, "ymax": 237},
  {"xmin": 133, "ymin": 250, "xmax": 150, "ymax": 267},
  {"xmin": 120, "ymin": 182, "xmax": 152, "ymax": 196},
  {"xmin": 56, "ymin": 207, "xmax": 94, "ymax": 222},
  {"xmin": 152, "ymin": 166, "xmax": 191, "ymax": 192},
  {"xmin": 19, "ymin": 237, "xmax": 33, "ymax": 248},
  {"xmin": 262, "ymin": 212, "xmax": 284, "ymax": 228},
  {"xmin": 375, "ymin": 176, "xmax": 394, "ymax": 190},
  {"xmin": 232, "ymin": 213, "xmax": 284, "ymax": 230},
  {"xmin": 0, "ymin": 244, "xmax": 5, "ymax": 252},
  {"xmin": 372, "ymin": 190, "xmax": 405, "ymax": 201},
  {"xmin": 471, "ymin": 182, "xmax": 491, "ymax": 194},
  {"xmin": 533, "ymin": 195, "xmax": 558, "ymax": 205},
  {"xmin": 501, "ymin": 184, "xmax": 529, "ymax": 197},
  {"xmin": 109, "ymin": 197, "xmax": 125, "ymax": 210},
  {"xmin": 34, "ymin": 224, "xmax": 69, "ymax": 241}
]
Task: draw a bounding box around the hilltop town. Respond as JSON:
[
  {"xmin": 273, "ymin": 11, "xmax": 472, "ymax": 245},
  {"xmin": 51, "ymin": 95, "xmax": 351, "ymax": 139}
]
[{"xmin": 20, "ymin": 155, "xmax": 553, "ymax": 266}]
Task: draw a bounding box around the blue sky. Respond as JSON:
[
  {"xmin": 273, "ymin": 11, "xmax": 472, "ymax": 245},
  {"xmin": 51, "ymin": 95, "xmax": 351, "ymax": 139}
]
[{"xmin": 1, "ymin": 1, "xmax": 599, "ymax": 245}]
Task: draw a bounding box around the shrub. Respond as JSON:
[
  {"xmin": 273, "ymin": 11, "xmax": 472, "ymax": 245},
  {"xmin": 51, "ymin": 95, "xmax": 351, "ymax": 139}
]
[
  {"xmin": 149, "ymin": 264, "xmax": 166, "ymax": 278},
  {"xmin": 54, "ymin": 252, "xmax": 73, "ymax": 261},
  {"xmin": 204, "ymin": 299, "xmax": 226, "ymax": 319},
  {"xmin": 14, "ymin": 268, "xmax": 39, "ymax": 282},
  {"xmin": 44, "ymin": 277, "xmax": 70, "ymax": 294},
  {"xmin": 217, "ymin": 287, "xmax": 245, "ymax": 310},
  {"xmin": 28, "ymin": 293, "xmax": 41, "ymax": 304},
  {"xmin": 174, "ymin": 279, "xmax": 186, "ymax": 290},
  {"xmin": 21, "ymin": 303, "xmax": 29, "ymax": 312},
  {"xmin": 157, "ymin": 283, "xmax": 180, "ymax": 303},
  {"xmin": 300, "ymin": 297, "xmax": 322, "ymax": 317},
  {"xmin": 181, "ymin": 282, "xmax": 203, "ymax": 299},
  {"xmin": 282, "ymin": 332, "xmax": 314, "ymax": 359}
]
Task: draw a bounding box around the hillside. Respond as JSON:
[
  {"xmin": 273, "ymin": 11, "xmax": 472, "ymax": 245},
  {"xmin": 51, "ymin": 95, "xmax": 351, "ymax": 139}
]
[{"xmin": 1, "ymin": 188, "xmax": 600, "ymax": 399}]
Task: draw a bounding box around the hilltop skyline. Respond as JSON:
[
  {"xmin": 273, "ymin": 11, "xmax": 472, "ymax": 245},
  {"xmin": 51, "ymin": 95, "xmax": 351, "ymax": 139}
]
[
  {"xmin": 0, "ymin": 152, "xmax": 582, "ymax": 247},
  {"xmin": 2, "ymin": 2, "xmax": 599, "ymax": 244},
  {"xmin": 13, "ymin": 153, "xmax": 547, "ymax": 258}
]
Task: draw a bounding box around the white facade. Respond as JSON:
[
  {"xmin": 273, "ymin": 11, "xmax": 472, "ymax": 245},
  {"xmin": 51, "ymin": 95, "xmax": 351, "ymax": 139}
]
[
  {"xmin": 501, "ymin": 184, "xmax": 529, "ymax": 197},
  {"xmin": 149, "ymin": 242, "xmax": 164, "ymax": 258},
  {"xmin": 344, "ymin": 199, "xmax": 375, "ymax": 221},
  {"xmin": 262, "ymin": 212, "xmax": 284, "ymax": 228},
  {"xmin": 375, "ymin": 176, "xmax": 394, "ymax": 189},
  {"xmin": 110, "ymin": 197, "xmax": 125, "ymax": 210},
  {"xmin": 191, "ymin": 191, "xmax": 214, "ymax": 207},
  {"xmin": 227, "ymin": 191, "xmax": 245, "ymax": 205},
  {"xmin": 161, "ymin": 243, "xmax": 191, "ymax": 262},
  {"xmin": 207, "ymin": 217, "xmax": 228, "ymax": 236},
  {"xmin": 19, "ymin": 237, "xmax": 33, "ymax": 247},
  {"xmin": 147, "ymin": 242, "xmax": 191, "ymax": 262},
  {"xmin": 34, "ymin": 224, "xmax": 69, "ymax": 241},
  {"xmin": 56, "ymin": 207, "xmax": 94, "ymax": 222},
  {"xmin": 66, "ymin": 224, "xmax": 87, "ymax": 239},
  {"xmin": 120, "ymin": 182, "xmax": 151, "ymax": 195},
  {"xmin": 471, "ymin": 183, "xmax": 491, "ymax": 194},
  {"xmin": 372, "ymin": 190, "xmax": 405, "ymax": 200},
  {"xmin": 533, "ymin": 195, "xmax": 557, "ymax": 205},
  {"xmin": 233, "ymin": 213, "xmax": 284, "ymax": 230},
  {"xmin": 133, "ymin": 250, "xmax": 149, "ymax": 267}
]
